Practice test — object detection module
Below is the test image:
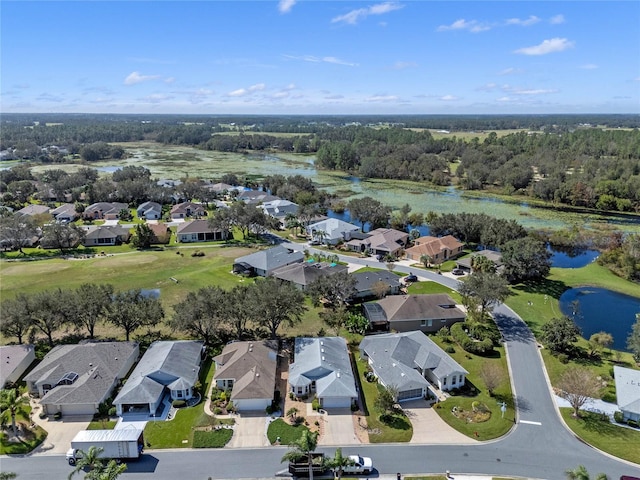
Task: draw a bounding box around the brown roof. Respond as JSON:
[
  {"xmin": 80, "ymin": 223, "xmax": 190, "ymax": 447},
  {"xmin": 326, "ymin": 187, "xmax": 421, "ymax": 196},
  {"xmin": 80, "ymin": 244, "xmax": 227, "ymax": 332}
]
[
  {"xmin": 376, "ymin": 294, "xmax": 465, "ymax": 322},
  {"xmin": 406, "ymin": 235, "xmax": 463, "ymax": 258},
  {"xmin": 213, "ymin": 341, "xmax": 278, "ymax": 400},
  {"xmin": 176, "ymin": 219, "xmax": 222, "ymax": 234}
]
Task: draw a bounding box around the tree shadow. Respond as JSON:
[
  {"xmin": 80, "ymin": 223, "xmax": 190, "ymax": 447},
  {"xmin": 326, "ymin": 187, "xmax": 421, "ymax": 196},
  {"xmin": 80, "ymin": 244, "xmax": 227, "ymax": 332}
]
[{"xmin": 512, "ymin": 278, "xmax": 568, "ymax": 299}]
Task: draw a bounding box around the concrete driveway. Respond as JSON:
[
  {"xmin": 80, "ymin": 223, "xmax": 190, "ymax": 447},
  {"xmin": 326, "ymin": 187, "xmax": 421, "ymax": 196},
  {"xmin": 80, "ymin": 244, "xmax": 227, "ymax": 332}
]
[
  {"xmin": 226, "ymin": 413, "xmax": 269, "ymax": 448},
  {"xmin": 318, "ymin": 408, "xmax": 360, "ymax": 445},
  {"xmin": 401, "ymin": 399, "xmax": 476, "ymax": 444},
  {"xmin": 29, "ymin": 400, "xmax": 92, "ymax": 455}
]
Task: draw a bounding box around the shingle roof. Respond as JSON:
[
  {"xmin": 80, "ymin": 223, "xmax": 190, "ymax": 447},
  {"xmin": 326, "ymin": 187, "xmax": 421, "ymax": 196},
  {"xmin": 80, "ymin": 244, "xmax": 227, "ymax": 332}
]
[
  {"xmin": 0, "ymin": 344, "xmax": 35, "ymax": 387},
  {"xmin": 614, "ymin": 366, "xmax": 640, "ymax": 415},
  {"xmin": 84, "ymin": 225, "xmax": 130, "ymax": 240},
  {"xmin": 271, "ymin": 262, "xmax": 348, "ymax": 287},
  {"xmin": 213, "ymin": 340, "xmax": 278, "ymax": 400},
  {"xmin": 289, "ymin": 337, "xmax": 357, "ymax": 399},
  {"xmin": 360, "ymin": 331, "xmax": 467, "ymax": 390},
  {"xmin": 176, "ymin": 219, "xmax": 223, "ymax": 234},
  {"xmin": 375, "ymin": 294, "xmax": 465, "ymax": 323},
  {"xmin": 51, "ymin": 203, "xmax": 76, "ymax": 218},
  {"xmin": 352, "ymin": 271, "xmax": 402, "ymax": 294},
  {"xmin": 234, "ymin": 245, "xmax": 304, "ymax": 273},
  {"xmin": 24, "ymin": 342, "xmax": 137, "ymax": 405},
  {"xmin": 406, "ymin": 235, "xmax": 463, "ymax": 258},
  {"xmin": 114, "ymin": 341, "xmax": 203, "ymax": 406}
]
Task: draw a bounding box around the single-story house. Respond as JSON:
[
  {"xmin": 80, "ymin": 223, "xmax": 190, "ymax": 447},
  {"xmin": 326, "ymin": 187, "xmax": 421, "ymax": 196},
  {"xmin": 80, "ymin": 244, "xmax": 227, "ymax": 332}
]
[
  {"xmin": 84, "ymin": 202, "xmax": 129, "ymax": 220},
  {"xmin": 456, "ymin": 250, "xmax": 504, "ymax": 273},
  {"xmin": 213, "ymin": 340, "xmax": 278, "ymax": 411},
  {"xmin": 233, "ymin": 245, "xmax": 304, "ymax": 277},
  {"xmin": 260, "ymin": 199, "xmax": 299, "ymax": 228},
  {"xmin": 237, "ymin": 190, "xmax": 280, "ymax": 205},
  {"xmin": 362, "ymin": 294, "xmax": 465, "ymax": 333},
  {"xmin": 359, "ymin": 331, "xmax": 468, "ymax": 399},
  {"xmin": 170, "ymin": 202, "xmax": 207, "ymax": 219},
  {"xmin": 271, "ymin": 261, "xmax": 348, "ymax": 290},
  {"xmin": 157, "ymin": 179, "xmax": 182, "ymax": 188},
  {"xmin": 346, "ymin": 228, "xmax": 409, "ymax": 257},
  {"xmin": 114, "ymin": 341, "xmax": 204, "ymax": 417},
  {"xmin": 176, "ymin": 219, "xmax": 228, "ymax": 243},
  {"xmin": 404, "ymin": 235, "xmax": 464, "ymax": 265},
  {"xmin": 82, "ymin": 225, "xmax": 131, "ymax": 247},
  {"xmin": 614, "ymin": 366, "xmax": 640, "ymax": 422},
  {"xmin": 136, "ymin": 201, "xmax": 163, "ymax": 220},
  {"xmin": 16, "ymin": 204, "xmax": 50, "ymax": 217},
  {"xmin": 24, "ymin": 342, "xmax": 138, "ymax": 416},
  {"xmin": 50, "ymin": 203, "xmax": 78, "ymax": 223},
  {"xmin": 0, "ymin": 344, "xmax": 36, "ymax": 388},
  {"xmin": 351, "ymin": 270, "xmax": 403, "ymax": 301},
  {"xmin": 306, "ymin": 218, "xmax": 361, "ymax": 245},
  {"xmin": 288, "ymin": 337, "xmax": 357, "ymax": 409},
  {"xmin": 203, "ymin": 182, "xmax": 234, "ymax": 195},
  {"xmin": 147, "ymin": 223, "xmax": 172, "ymax": 244}
]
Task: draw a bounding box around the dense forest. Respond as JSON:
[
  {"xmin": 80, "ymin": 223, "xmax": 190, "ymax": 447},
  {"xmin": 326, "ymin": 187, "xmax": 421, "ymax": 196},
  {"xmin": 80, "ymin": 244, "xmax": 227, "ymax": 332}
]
[{"xmin": 2, "ymin": 113, "xmax": 640, "ymax": 213}]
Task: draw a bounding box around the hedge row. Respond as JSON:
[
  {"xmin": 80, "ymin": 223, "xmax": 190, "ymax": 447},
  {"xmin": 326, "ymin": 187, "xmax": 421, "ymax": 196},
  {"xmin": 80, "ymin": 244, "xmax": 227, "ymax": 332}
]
[{"xmin": 450, "ymin": 323, "xmax": 494, "ymax": 355}]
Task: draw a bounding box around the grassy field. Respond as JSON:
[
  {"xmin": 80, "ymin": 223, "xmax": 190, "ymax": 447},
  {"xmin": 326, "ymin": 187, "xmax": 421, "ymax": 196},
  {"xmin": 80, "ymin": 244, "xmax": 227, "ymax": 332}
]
[
  {"xmin": 266, "ymin": 418, "xmax": 310, "ymax": 445},
  {"xmin": 560, "ymin": 408, "xmax": 640, "ymax": 464}
]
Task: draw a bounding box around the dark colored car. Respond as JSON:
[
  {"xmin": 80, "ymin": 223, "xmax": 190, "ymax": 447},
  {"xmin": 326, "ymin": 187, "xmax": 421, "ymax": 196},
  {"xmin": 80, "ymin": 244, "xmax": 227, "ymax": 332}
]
[
  {"xmin": 404, "ymin": 273, "xmax": 418, "ymax": 283},
  {"xmin": 452, "ymin": 268, "xmax": 465, "ymax": 276}
]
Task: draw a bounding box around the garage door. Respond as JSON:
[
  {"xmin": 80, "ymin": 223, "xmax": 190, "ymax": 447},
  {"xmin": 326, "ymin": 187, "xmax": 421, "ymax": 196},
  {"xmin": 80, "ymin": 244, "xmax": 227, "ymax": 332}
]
[
  {"xmin": 235, "ymin": 398, "xmax": 270, "ymax": 412},
  {"xmin": 320, "ymin": 397, "xmax": 351, "ymax": 409},
  {"xmin": 60, "ymin": 403, "xmax": 96, "ymax": 416},
  {"xmin": 398, "ymin": 388, "xmax": 423, "ymax": 401}
]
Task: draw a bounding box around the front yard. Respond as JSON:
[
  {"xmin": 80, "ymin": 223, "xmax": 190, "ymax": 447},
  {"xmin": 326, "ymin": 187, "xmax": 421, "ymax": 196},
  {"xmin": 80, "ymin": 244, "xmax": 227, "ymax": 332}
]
[{"xmin": 0, "ymin": 405, "xmax": 48, "ymax": 455}]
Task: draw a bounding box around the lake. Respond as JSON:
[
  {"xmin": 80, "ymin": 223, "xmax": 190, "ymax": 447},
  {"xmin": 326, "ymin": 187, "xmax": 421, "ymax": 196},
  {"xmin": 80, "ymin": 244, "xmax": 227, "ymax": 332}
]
[
  {"xmin": 559, "ymin": 287, "xmax": 640, "ymax": 351},
  {"xmin": 548, "ymin": 245, "xmax": 600, "ymax": 269}
]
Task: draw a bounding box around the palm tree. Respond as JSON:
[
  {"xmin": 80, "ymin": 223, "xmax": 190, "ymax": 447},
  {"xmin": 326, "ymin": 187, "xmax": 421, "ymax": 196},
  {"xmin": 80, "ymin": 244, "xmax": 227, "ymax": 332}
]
[
  {"xmin": 471, "ymin": 254, "xmax": 496, "ymax": 274},
  {"xmin": 0, "ymin": 473, "xmax": 18, "ymax": 480},
  {"xmin": 565, "ymin": 465, "xmax": 608, "ymax": 480},
  {"xmin": 68, "ymin": 446, "xmax": 106, "ymax": 479},
  {"xmin": 419, "ymin": 254, "xmax": 432, "ymax": 268},
  {"xmin": 281, "ymin": 430, "xmax": 319, "ymax": 480},
  {"xmin": 325, "ymin": 447, "xmax": 355, "ymax": 480},
  {"xmin": 0, "ymin": 388, "xmax": 29, "ymax": 437},
  {"xmin": 85, "ymin": 460, "xmax": 127, "ymax": 480},
  {"xmin": 286, "ymin": 407, "xmax": 299, "ymax": 422}
]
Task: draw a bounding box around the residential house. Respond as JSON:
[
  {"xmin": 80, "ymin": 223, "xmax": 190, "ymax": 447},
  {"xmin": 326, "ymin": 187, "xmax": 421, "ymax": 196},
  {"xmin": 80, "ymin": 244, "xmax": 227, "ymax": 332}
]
[
  {"xmin": 51, "ymin": 203, "xmax": 78, "ymax": 223},
  {"xmin": 260, "ymin": 199, "xmax": 299, "ymax": 229},
  {"xmin": 614, "ymin": 366, "xmax": 640, "ymax": 422},
  {"xmin": 169, "ymin": 202, "xmax": 207, "ymax": 220},
  {"xmin": 84, "ymin": 202, "xmax": 129, "ymax": 220},
  {"xmin": 113, "ymin": 341, "xmax": 204, "ymax": 417},
  {"xmin": 213, "ymin": 340, "xmax": 278, "ymax": 411},
  {"xmin": 455, "ymin": 250, "xmax": 504, "ymax": 273},
  {"xmin": 83, "ymin": 225, "xmax": 131, "ymax": 247},
  {"xmin": 306, "ymin": 218, "xmax": 361, "ymax": 245},
  {"xmin": 346, "ymin": 228, "xmax": 409, "ymax": 257},
  {"xmin": 17, "ymin": 204, "xmax": 50, "ymax": 217},
  {"xmin": 203, "ymin": 182, "xmax": 234, "ymax": 195},
  {"xmin": 271, "ymin": 261, "xmax": 348, "ymax": 290},
  {"xmin": 351, "ymin": 270, "xmax": 403, "ymax": 301},
  {"xmin": 288, "ymin": 337, "xmax": 357, "ymax": 409},
  {"xmin": 0, "ymin": 344, "xmax": 36, "ymax": 388},
  {"xmin": 136, "ymin": 201, "xmax": 163, "ymax": 220},
  {"xmin": 233, "ymin": 245, "xmax": 304, "ymax": 277},
  {"xmin": 237, "ymin": 189, "xmax": 280, "ymax": 205},
  {"xmin": 148, "ymin": 223, "xmax": 171, "ymax": 244},
  {"xmin": 24, "ymin": 342, "xmax": 138, "ymax": 416},
  {"xmin": 362, "ymin": 294, "xmax": 465, "ymax": 333},
  {"xmin": 404, "ymin": 235, "xmax": 464, "ymax": 265},
  {"xmin": 156, "ymin": 179, "xmax": 182, "ymax": 189},
  {"xmin": 176, "ymin": 219, "xmax": 228, "ymax": 243},
  {"xmin": 359, "ymin": 331, "xmax": 468, "ymax": 400}
]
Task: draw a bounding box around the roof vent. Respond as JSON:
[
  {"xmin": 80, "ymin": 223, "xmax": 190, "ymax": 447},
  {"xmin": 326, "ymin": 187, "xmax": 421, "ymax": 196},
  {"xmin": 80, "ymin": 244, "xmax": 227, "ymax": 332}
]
[{"xmin": 322, "ymin": 356, "xmax": 325, "ymax": 361}]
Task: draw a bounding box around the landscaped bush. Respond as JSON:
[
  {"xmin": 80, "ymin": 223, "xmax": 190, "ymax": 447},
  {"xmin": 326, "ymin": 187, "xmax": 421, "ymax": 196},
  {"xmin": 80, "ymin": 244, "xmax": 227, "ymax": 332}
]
[
  {"xmin": 614, "ymin": 411, "xmax": 624, "ymax": 423},
  {"xmin": 628, "ymin": 419, "xmax": 639, "ymax": 428},
  {"xmin": 191, "ymin": 250, "xmax": 205, "ymax": 257},
  {"xmin": 445, "ymin": 345, "xmax": 456, "ymax": 354},
  {"xmin": 214, "ymin": 407, "xmax": 222, "ymax": 415},
  {"xmin": 108, "ymin": 407, "xmax": 117, "ymax": 417},
  {"xmin": 38, "ymin": 411, "xmax": 46, "ymax": 419},
  {"xmin": 172, "ymin": 400, "xmax": 186, "ymax": 408},
  {"xmin": 557, "ymin": 353, "xmax": 569, "ymax": 364},
  {"xmin": 53, "ymin": 412, "xmax": 61, "ymax": 420},
  {"xmin": 311, "ymin": 397, "xmax": 320, "ymax": 411},
  {"xmin": 192, "ymin": 428, "xmax": 233, "ymax": 448},
  {"xmin": 450, "ymin": 323, "xmax": 494, "ymax": 355}
]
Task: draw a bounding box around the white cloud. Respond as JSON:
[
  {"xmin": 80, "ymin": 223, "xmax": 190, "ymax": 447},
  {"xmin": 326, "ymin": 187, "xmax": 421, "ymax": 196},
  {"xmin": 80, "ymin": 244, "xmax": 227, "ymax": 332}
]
[
  {"xmin": 37, "ymin": 93, "xmax": 64, "ymax": 102},
  {"xmin": 164, "ymin": 77, "xmax": 176, "ymax": 84},
  {"xmin": 514, "ymin": 38, "xmax": 574, "ymax": 55},
  {"xmin": 389, "ymin": 61, "xmax": 417, "ymax": 70},
  {"xmin": 579, "ymin": 64, "xmax": 598, "ymax": 70},
  {"xmin": 324, "ymin": 94, "xmax": 344, "ymax": 100},
  {"xmin": 282, "ymin": 54, "xmax": 358, "ymax": 66},
  {"xmin": 141, "ymin": 94, "xmax": 174, "ymax": 103},
  {"xmin": 365, "ymin": 94, "xmax": 399, "ymax": 102},
  {"xmin": 513, "ymin": 88, "xmax": 558, "ymax": 95},
  {"xmin": 248, "ymin": 83, "xmax": 266, "ymax": 92},
  {"xmin": 278, "ymin": 0, "xmax": 296, "ymax": 14},
  {"xmin": 505, "ymin": 15, "xmax": 540, "ymax": 27},
  {"xmin": 272, "ymin": 91, "xmax": 290, "ymax": 99},
  {"xmin": 226, "ymin": 83, "xmax": 266, "ymax": 97},
  {"xmin": 437, "ymin": 19, "xmax": 490, "ymax": 33},
  {"xmin": 477, "ymin": 83, "xmax": 498, "ymax": 92},
  {"xmin": 124, "ymin": 71, "xmax": 161, "ymax": 85},
  {"xmin": 440, "ymin": 95, "xmax": 459, "ymax": 101},
  {"xmin": 331, "ymin": 2, "xmax": 403, "ymax": 25},
  {"xmin": 550, "ymin": 14, "xmax": 565, "ymax": 25},
  {"xmin": 227, "ymin": 88, "xmax": 248, "ymax": 97},
  {"xmin": 498, "ymin": 67, "xmax": 523, "ymax": 75}
]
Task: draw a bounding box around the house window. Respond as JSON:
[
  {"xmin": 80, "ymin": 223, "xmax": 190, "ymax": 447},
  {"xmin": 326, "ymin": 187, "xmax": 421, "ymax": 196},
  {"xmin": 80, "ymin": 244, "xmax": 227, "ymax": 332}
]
[
  {"xmin": 421, "ymin": 319, "xmax": 427, "ymax": 327},
  {"xmin": 227, "ymin": 380, "xmax": 234, "ymax": 388},
  {"xmin": 177, "ymin": 390, "xmax": 183, "ymax": 398},
  {"xmin": 443, "ymin": 377, "xmax": 447, "ymax": 386},
  {"xmin": 459, "ymin": 375, "xmax": 463, "ymax": 384},
  {"xmin": 297, "ymin": 387, "xmax": 303, "ymax": 395},
  {"xmin": 428, "ymin": 319, "xmax": 433, "ymax": 327}
]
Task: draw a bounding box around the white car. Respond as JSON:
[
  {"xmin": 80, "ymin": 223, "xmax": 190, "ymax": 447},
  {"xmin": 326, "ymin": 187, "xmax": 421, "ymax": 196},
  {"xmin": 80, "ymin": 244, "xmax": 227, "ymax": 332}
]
[{"xmin": 341, "ymin": 455, "xmax": 373, "ymax": 474}]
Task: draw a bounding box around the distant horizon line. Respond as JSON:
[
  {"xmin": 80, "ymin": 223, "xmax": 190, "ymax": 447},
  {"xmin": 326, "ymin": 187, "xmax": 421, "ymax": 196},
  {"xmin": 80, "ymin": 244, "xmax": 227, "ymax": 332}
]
[{"xmin": 2, "ymin": 112, "xmax": 639, "ymax": 117}]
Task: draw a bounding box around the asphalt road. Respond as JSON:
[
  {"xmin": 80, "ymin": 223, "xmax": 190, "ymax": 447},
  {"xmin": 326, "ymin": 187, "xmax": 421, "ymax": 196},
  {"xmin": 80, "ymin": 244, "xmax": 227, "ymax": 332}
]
[{"xmin": 3, "ymin": 243, "xmax": 640, "ymax": 479}]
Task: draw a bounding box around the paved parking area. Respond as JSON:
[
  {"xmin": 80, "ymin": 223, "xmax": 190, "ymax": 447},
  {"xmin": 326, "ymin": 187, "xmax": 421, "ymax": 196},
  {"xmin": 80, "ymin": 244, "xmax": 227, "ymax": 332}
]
[
  {"xmin": 402, "ymin": 399, "xmax": 476, "ymax": 444},
  {"xmin": 318, "ymin": 408, "xmax": 360, "ymax": 445},
  {"xmin": 227, "ymin": 413, "xmax": 270, "ymax": 448},
  {"xmin": 29, "ymin": 400, "xmax": 92, "ymax": 455}
]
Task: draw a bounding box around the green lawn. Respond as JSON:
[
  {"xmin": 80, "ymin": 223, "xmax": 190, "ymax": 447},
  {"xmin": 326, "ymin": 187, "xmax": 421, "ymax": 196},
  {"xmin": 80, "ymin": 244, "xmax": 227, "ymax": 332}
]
[
  {"xmin": 0, "ymin": 406, "xmax": 48, "ymax": 455},
  {"xmin": 560, "ymin": 408, "xmax": 640, "ymax": 464},
  {"xmin": 266, "ymin": 418, "xmax": 310, "ymax": 445},
  {"xmin": 407, "ymin": 280, "xmax": 462, "ymax": 303},
  {"xmin": 87, "ymin": 419, "xmax": 117, "ymax": 430},
  {"xmin": 353, "ymin": 354, "xmax": 413, "ymax": 443}
]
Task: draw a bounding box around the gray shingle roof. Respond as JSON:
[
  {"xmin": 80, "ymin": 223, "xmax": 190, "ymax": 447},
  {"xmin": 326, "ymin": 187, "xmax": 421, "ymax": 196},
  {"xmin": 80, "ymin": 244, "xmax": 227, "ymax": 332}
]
[
  {"xmin": 114, "ymin": 341, "xmax": 203, "ymax": 405},
  {"xmin": 0, "ymin": 344, "xmax": 35, "ymax": 387},
  {"xmin": 24, "ymin": 342, "xmax": 138, "ymax": 405},
  {"xmin": 176, "ymin": 219, "xmax": 222, "ymax": 234},
  {"xmin": 289, "ymin": 337, "xmax": 357, "ymax": 398},
  {"xmin": 272, "ymin": 262, "xmax": 348, "ymax": 287},
  {"xmin": 353, "ymin": 271, "xmax": 402, "ymax": 294},
  {"xmin": 234, "ymin": 245, "xmax": 304, "ymax": 273},
  {"xmin": 359, "ymin": 331, "xmax": 467, "ymax": 391},
  {"xmin": 614, "ymin": 365, "xmax": 640, "ymax": 415},
  {"xmin": 375, "ymin": 294, "xmax": 465, "ymax": 323}
]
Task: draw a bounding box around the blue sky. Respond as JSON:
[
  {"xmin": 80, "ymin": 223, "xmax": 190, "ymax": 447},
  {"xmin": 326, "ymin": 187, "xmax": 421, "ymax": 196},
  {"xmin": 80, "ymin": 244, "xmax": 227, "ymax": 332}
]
[{"xmin": 2, "ymin": 1, "xmax": 639, "ymax": 114}]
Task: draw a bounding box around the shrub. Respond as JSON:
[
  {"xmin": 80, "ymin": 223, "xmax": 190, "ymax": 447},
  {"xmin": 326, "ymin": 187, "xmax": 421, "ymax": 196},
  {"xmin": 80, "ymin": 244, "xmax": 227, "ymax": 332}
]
[
  {"xmin": 289, "ymin": 392, "xmax": 294, "ymax": 400},
  {"xmin": 311, "ymin": 397, "xmax": 320, "ymax": 411},
  {"xmin": 445, "ymin": 345, "xmax": 456, "ymax": 354},
  {"xmin": 266, "ymin": 404, "xmax": 274, "ymax": 415},
  {"xmin": 557, "ymin": 354, "xmax": 569, "ymax": 364},
  {"xmin": 628, "ymin": 419, "xmax": 639, "ymax": 428},
  {"xmin": 172, "ymin": 400, "xmax": 186, "ymax": 408},
  {"xmin": 108, "ymin": 407, "xmax": 117, "ymax": 417},
  {"xmin": 351, "ymin": 402, "xmax": 359, "ymax": 412},
  {"xmin": 614, "ymin": 411, "xmax": 624, "ymax": 423},
  {"xmin": 191, "ymin": 250, "xmax": 205, "ymax": 257},
  {"xmin": 53, "ymin": 412, "xmax": 62, "ymax": 420},
  {"xmin": 214, "ymin": 407, "xmax": 222, "ymax": 415},
  {"xmin": 39, "ymin": 411, "xmax": 46, "ymax": 419}
]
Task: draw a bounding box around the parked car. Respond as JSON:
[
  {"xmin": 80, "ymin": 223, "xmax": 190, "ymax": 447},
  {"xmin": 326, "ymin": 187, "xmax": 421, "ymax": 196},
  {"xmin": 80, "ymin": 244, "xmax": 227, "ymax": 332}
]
[
  {"xmin": 452, "ymin": 268, "xmax": 465, "ymax": 275},
  {"xmin": 403, "ymin": 273, "xmax": 418, "ymax": 283},
  {"xmin": 342, "ymin": 455, "xmax": 373, "ymax": 474}
]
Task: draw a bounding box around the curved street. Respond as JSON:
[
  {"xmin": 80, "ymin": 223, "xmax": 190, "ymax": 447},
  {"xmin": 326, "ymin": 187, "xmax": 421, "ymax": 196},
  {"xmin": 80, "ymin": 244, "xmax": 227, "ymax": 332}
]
[{"xmin": 3, "ymin": 243, "xmax": 640, "ymax": 479}]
